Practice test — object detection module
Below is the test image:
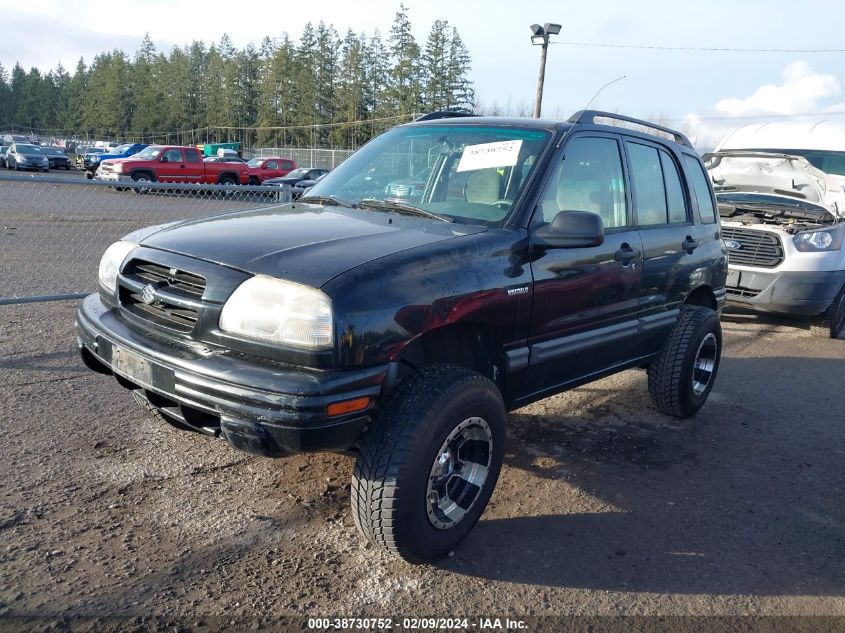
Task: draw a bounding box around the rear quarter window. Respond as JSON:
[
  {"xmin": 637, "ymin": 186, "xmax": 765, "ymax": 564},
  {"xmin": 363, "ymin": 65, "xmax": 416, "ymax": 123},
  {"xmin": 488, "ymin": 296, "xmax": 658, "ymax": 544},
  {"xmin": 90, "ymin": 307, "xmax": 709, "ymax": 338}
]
[{"xmin": 683, "ymin": 155, "xmax": 717, "ymax": 224}]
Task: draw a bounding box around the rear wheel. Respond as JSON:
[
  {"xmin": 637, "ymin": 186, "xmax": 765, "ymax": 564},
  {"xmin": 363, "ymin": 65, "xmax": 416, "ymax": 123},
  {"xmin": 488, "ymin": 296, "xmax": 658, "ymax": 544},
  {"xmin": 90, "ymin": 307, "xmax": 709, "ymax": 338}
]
[
  {"xmin": 352, "ymin": 364, "xmax": 506, "ymax": 562},
  {"xmin": 811, "ymin": 284, "xmax": 845, "ymax": 339},
  {"xmin": 648, "ymin": 305, "xmax": 722, "ymax": 418}
]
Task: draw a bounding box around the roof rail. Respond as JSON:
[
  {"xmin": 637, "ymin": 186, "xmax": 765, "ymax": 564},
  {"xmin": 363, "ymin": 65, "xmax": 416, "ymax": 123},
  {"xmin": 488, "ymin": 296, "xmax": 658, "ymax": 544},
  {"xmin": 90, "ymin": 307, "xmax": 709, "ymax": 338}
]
[
  {"xmin": 568, "ymin": 110, "xmax": 693, "ymax": 148},
  {"xmin": 414, "ymin": 111, "xmax": 477, "ymax": 122}
]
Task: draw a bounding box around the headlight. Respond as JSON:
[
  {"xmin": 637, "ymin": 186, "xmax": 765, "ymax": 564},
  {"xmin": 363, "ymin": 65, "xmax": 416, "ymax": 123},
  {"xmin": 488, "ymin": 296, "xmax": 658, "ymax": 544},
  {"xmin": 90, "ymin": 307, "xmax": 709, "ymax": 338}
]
[
  {"xmin": 793, "ymin": 226, "xmax": 844, "ymax": 252},
  {"xmin": 113, "ymin": 162, "xmax": 125, "ymax": 173},
  {"xmin": 219, "ymin": 276, "xmax": 333, "ymax": 349},
  {"xmin": 17, "ymin": 155, "xmax": 28, "ymax": 162},
  {"xmin": 98, "ymin": 241, "xmax": 137, "ymax": 294}
]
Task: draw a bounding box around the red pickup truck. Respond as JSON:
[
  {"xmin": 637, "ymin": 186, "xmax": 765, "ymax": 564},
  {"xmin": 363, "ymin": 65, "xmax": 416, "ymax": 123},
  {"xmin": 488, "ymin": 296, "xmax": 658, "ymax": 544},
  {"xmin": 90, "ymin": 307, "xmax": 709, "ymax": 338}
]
[
  {"xmin": 96, "ymin": 145, "xmax": 249, "ymax": 185},
  {"xmin": 246, "ymin": 157, "xmax": 297, "ymax": 184}
]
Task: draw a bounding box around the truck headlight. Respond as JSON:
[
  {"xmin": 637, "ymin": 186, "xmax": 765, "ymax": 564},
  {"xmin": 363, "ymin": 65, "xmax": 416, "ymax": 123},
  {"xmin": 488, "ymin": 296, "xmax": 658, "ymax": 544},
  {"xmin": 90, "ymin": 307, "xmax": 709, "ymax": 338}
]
[
  {"xmin": 98, "ymin": 241, "xmax": 137, "ymax": 294},
  {"xmin": 793, "ymin": 226, "xmax": 844, "ymax": 252},
  {"xmin": 219, "ymin": 276, "xmax": 333, "ymax": 349},
  {"xmin": 113, "ymin": 162, "xmax": 125, "ymax": 173}
]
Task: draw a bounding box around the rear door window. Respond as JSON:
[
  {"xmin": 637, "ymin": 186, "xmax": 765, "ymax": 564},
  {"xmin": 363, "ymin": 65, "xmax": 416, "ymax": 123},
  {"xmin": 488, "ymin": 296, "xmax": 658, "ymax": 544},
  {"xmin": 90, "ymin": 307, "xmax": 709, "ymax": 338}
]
[
  {"xmin": 627, "ymin": 143, "xmax": 667, "ymax": 226},
  {"xmin": 185, "ymin": 149, "xmax": 200, "ymax": 163}
]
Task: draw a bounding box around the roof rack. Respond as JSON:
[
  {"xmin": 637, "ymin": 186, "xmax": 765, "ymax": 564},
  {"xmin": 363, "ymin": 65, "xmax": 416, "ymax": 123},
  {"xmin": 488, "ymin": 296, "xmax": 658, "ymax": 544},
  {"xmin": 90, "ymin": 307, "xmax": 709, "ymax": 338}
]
[
  {"xmin": 568, "ymin": 110, "xmax": 693, "ymax": 148},
  {"xmin": 414, "ymin": 111, "xmax": 478, "ymax": 122}
]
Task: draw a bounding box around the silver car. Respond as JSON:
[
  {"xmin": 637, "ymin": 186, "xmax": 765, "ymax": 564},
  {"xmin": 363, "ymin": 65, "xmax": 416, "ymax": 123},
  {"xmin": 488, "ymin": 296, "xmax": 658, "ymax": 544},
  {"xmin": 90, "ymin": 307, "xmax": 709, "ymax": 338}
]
[{"xmin": 6, "ymin": 143, "xmax": 49, "ymax": 172}]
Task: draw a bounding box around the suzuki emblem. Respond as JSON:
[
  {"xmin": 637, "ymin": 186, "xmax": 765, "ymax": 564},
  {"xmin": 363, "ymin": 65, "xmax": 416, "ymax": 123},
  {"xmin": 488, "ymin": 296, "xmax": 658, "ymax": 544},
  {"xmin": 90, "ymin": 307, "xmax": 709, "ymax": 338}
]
[{"xmin": 141, "ymin": 284, "xmax": 157, "ymax": 304}]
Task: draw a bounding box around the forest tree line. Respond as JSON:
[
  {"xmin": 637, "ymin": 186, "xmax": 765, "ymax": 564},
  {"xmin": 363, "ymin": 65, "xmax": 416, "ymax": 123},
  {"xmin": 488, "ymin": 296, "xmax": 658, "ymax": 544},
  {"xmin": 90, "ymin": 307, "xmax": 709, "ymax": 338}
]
[{"xmin": 0, "ymin": 5, "xmax": 474, "ymax": 148}]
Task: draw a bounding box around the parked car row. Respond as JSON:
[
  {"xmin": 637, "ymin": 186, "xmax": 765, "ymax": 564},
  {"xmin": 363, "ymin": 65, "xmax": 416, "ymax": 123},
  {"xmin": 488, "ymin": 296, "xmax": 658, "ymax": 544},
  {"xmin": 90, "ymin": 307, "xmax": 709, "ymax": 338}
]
[{"xmin": 90, "ymin": 144, "xmax": 331, "ymax": 197}]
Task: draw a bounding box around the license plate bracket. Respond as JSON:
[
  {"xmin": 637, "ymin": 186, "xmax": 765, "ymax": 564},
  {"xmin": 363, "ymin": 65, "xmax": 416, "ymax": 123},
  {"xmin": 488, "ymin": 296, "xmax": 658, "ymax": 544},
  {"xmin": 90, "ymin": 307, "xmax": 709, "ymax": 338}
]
[
  {"xmin": 726, "ymin": 269, "xmax": 740, "ymax": 288},
  {"xmin": 112, "ymin": 346, "xmax": 153, "ymax": 388}
]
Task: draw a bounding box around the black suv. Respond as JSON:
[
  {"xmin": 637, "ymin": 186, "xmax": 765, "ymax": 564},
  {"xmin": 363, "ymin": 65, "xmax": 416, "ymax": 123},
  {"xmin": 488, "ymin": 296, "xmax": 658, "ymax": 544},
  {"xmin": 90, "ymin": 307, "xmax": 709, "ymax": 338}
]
[{"xmin": 76, "ymin": 111, "xmax": 727, "ymax": 562}]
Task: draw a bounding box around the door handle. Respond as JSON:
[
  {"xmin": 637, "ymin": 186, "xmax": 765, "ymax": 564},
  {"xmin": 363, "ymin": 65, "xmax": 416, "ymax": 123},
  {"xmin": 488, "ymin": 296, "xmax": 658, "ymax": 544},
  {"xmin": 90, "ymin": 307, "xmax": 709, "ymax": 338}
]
[
  {"xmin": 180, "ymin": 164, "xmax": 185, "ymax": 168},
  {"xmin": 614, "ymin": 244, "xmax": 639, "ymax": 264},
  {"xmin": 682, "ymin": 235, "xmax": 700, "ymax": 253}
]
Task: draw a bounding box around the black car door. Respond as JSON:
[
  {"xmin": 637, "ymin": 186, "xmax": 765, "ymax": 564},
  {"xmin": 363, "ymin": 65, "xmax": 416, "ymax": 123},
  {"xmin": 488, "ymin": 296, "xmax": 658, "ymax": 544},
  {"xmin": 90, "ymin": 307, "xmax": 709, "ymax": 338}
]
[
  {"xmin": 623, "ymin": 139, "xmax": 700, "ymax": 356},
  {"xmin": 524, "ymin": 133, "xmax": 643, "ymax": 398}
]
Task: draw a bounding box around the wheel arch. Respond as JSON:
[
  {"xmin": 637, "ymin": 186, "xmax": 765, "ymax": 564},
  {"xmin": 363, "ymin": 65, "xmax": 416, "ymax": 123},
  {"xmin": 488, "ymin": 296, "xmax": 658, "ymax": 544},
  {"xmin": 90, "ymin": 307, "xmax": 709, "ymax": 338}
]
[
  {"xmin": 394, "ymin": 322, "xmax": 506, "ymax": 391},
  {"xmin": 684, "ymin": 285, "xmax": 717, "ymax": 311},
  {"xmin": 130, "ymin": 169, "xmax": 155, "ymax": 181}
]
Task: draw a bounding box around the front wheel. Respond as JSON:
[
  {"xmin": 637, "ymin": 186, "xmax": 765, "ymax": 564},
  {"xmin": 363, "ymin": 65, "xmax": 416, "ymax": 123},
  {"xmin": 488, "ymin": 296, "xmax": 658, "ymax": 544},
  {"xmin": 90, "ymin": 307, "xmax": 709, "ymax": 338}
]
[
  {"xmin": 811, "ymin": 284, "xmax": 845, "ymax": 339},
  {"xmin": 648, "ymin": 305, "xmax": 722, "ymax": 418},
  {"xmin": 131, "ymin": 172, "xmax": 154, "ymax": 194},
  {"xmin": 352, "ymin": 364, "xmax": 506, "ymax": 563}
]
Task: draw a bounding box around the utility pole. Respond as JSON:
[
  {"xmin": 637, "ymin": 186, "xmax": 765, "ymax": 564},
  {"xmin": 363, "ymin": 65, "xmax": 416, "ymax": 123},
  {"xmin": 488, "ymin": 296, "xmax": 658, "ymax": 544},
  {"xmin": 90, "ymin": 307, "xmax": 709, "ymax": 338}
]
[{"xmin": 530, "ymin": 23, "xmax": 561, "ymax": 118}]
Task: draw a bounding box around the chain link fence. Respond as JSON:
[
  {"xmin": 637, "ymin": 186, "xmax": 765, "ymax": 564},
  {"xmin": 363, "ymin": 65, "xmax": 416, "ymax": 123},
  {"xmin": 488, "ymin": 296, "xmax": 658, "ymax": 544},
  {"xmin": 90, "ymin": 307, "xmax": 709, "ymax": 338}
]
[
  {"xmin": 0, "ymin": 174, "xmax": 290, "ymax": 303},
  {"xmin": 251, "ymin": 147, "xmax": 354, "ymax": 169}
]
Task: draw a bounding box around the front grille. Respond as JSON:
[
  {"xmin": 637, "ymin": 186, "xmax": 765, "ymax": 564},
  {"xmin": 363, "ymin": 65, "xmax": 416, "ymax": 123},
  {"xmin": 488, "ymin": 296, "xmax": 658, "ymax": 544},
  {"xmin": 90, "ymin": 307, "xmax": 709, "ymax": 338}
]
[
  {"xmin": 726, "ymin": 286, "xmax": 761, "ymax": 298},
  {"xmin": 120, "ymin": 260, "xmax": 206, "ymax": 332},
  {"xmin": 721, "ymin": 227, "xmax": 784, "ymax": 268}
]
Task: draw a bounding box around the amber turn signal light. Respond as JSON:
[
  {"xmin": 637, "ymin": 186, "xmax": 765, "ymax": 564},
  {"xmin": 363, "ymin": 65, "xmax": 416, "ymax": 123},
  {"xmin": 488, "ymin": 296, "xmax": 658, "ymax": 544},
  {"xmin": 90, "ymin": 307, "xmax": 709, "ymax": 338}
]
[{"xmin": 326, "ymin": 397, "xmax": 370, "ymax": 417}]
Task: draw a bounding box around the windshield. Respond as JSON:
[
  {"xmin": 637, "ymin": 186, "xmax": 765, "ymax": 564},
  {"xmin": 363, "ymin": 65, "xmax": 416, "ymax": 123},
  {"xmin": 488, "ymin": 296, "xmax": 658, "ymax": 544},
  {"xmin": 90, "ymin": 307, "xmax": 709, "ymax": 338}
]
[
  {"xmin": 285, "ymin": 168, "xmax": 307, "ymax": 178},
  {"xmin": 744, "ymin": 148, "xmax": 845, "ymax": 177},
  {"xmin": 133, "ymin": 147, "xmax": 163, "ymax": 160},
  {"xmin": 108, "ymin": 144, "xmax": 133, "ymax": 154},
  {"xmin": 305, "ymin": 124, "xmax": 552, "ymax": 224},
  {"xmin": 247, "ymin": 158, "xmax": 263, "ymax": 167},
  {"xmin": 42, "ymin": 148, "xmax": 63, "ymax": 156},
  {"xmin": 17, "ymin": 145, "xmax": 43, "ymax": 155}
]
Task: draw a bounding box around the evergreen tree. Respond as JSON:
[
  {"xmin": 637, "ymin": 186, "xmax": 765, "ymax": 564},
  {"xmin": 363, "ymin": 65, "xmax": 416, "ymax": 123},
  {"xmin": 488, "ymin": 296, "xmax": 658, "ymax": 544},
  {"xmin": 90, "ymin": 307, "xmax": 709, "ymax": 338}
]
[
  {"xmin": 447, "ymin": 28, "xmax": 474, "ymax": 112},
  {"xmin": 0, "ymin": 63, "xmax": 11, "ymax": 125},
  {"xmin": 422, "ymin": 19, "xmax": 451, "ymax": 111},
  {"xmin": 387, "ymin": 4, "xmax": 422, "ymax": 116},
  {"xmin": 364, "ymin": 30, "xmax": 391, "ymax": 120}
]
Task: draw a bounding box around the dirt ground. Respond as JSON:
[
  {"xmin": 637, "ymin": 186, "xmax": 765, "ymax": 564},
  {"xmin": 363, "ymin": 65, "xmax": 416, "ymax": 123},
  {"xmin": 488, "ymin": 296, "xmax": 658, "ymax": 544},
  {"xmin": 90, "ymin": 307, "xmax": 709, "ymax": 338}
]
[{"xmin": 1, "ymin": 301, "xmax": 843, "ymax": 632}]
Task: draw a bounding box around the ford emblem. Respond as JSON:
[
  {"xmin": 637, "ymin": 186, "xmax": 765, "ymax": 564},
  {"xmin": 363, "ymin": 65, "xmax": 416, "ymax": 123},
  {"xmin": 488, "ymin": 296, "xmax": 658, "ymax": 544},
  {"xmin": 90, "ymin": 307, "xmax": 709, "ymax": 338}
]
[
  {"xmin": 141, "ymin": 284, "xmax": 157, "ymax": 304},
  {"xmin": 725, "ymin": 240, "xmax": 742, "ymax": 250}
]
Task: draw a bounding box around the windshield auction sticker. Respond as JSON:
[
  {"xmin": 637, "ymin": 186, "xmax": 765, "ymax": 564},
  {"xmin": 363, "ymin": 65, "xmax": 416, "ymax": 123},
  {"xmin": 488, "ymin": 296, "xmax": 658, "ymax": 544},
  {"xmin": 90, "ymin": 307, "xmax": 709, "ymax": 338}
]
[{"xmin": 457, "ymin": 139, "xmax": 523, "ymax": 172}]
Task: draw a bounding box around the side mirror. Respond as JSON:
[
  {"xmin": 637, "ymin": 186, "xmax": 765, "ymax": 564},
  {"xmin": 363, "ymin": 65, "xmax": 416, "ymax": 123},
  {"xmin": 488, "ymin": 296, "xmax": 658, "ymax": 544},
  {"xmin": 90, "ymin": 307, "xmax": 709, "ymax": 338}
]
[
  {"xmin": 160, "ymin": 155, "xmax": 168, "ymax": 163},
  {"xmin": 532, "ymin": 210, "xmax": 605, "ymax": 249}
]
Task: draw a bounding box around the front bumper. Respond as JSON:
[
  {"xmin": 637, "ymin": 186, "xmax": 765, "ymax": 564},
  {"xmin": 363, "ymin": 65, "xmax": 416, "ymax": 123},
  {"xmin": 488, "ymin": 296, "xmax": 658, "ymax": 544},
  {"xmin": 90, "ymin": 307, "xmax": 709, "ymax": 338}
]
[
  {"xmin": 94, "ymin": 172, "xmax": 129, "ymax": 182},
  {"xmin": 76, "ymin": 294, "xmax": 388, "ymax": 456},
  {"xmin": 726, "ymin": 268, "xmax": 845, "ymax": 316}
]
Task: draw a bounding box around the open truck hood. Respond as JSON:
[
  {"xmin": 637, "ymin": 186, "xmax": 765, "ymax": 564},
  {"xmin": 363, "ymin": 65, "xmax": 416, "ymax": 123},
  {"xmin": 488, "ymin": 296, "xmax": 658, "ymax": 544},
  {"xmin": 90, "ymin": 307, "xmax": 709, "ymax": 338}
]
[{"xmin": 704, "ymin": 151, "xmax": 845, "ymax": 219}]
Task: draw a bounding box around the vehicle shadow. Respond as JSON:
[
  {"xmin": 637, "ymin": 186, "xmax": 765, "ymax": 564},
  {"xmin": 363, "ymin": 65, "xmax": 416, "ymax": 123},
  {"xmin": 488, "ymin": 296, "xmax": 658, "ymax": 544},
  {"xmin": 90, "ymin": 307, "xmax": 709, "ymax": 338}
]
[
  {"xmin": 442, "ymin": 355, "xmax": 845, "ymax": 596},
  {"xmin": 720, "ymin": 305, "xmax": 843, "ymax": 340}
]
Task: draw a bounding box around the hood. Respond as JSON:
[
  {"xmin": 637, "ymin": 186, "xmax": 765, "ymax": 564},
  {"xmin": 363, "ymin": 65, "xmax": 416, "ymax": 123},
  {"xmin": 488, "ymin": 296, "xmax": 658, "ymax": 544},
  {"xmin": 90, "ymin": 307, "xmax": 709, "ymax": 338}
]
[
  {"xmin": 137, "ymin": 203, "xmax": 486, "ymax": 287},
  {"xmin": 704, "ymin": 151, "xmax": 845, "ymax": 217}
]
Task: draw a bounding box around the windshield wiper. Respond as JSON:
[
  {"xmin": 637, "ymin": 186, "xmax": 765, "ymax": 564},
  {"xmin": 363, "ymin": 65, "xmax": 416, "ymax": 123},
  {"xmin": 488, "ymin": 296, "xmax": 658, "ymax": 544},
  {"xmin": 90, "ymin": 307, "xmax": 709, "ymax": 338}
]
[
  {"xmin": 359, "ymin": 198, "xmax": 453, "ymax": 223},
  {"xmin": 297, "ymin": 195, "xmax": 358, "ymax": 209}
]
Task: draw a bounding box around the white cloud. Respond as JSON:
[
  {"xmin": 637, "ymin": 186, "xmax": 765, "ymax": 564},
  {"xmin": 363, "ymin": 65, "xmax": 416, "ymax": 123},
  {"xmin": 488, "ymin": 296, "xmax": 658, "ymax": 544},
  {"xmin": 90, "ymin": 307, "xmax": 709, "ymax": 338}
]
[
  {"xmin": 714, "ymin": 61, "xmax": 840, "ymax": 116},
  {"xmin": 683, "ymin": 61, "xmax": 844, "ymax": 150}
]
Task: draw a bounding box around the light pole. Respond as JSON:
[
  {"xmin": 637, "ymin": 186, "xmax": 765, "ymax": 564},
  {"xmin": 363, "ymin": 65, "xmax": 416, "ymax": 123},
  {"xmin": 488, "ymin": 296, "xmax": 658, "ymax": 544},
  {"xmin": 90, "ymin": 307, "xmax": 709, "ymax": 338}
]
[{"xmin": 530, "ymin": 22, "xmax": 561, "ymax": 118}]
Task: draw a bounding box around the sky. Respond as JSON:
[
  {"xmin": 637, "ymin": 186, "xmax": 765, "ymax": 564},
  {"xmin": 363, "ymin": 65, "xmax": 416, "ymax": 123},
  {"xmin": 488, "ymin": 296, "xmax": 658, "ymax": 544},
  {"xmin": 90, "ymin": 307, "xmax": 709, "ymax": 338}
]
[{"xmin": 1, "ymin": 0, "xmax": 844, "ymax": 148}]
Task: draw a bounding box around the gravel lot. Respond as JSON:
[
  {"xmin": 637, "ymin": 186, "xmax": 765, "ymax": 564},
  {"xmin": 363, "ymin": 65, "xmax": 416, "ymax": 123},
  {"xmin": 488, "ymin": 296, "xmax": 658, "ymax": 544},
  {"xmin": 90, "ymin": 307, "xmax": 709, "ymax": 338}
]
[{"xmin": 1, "ymin": 299, "xmax": 843, "ymax": 631}]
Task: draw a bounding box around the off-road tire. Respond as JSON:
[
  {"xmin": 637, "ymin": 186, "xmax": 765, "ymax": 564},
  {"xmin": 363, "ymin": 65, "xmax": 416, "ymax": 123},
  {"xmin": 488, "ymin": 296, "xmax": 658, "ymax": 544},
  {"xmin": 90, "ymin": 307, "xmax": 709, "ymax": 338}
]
[
  {"xmin": 351, "ymin": 364, "xmax": 506, "ymax": 563},
  {"xmin": 810, "ymin": 284, "xmax": 845, "ymax": 339},
  {"xmin": 648, "ymin": 305, "xmax": 722, "ymax": 418}
]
